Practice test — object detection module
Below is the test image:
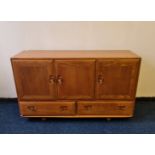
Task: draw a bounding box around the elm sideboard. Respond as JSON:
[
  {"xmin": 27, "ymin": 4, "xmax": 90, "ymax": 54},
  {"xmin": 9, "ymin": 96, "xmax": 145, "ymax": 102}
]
[{"xmin": 11, "ymin": 50, "xmax": 141, "ymax": 119}]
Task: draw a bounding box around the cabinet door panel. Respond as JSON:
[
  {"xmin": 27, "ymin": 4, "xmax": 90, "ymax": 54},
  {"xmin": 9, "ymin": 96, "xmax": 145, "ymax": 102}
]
[
  {"xmin": 12, "ymin": 60, "xmax": 55, "ymax": 100},
  {"xmin": 55, "ymin": 59, "xmax": 95, "ymax": 99},
  {"xmin": 96, "ymin": 59, "xmax": 140, "ymax": 99}
]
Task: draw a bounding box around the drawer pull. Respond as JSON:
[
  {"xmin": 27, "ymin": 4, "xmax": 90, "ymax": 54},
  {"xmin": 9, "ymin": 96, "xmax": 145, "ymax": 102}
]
[
  {"xmin": 117, "ymin": 105, "xmax": 126, "ymax": 110},
  {"xmin": 27, "ymin": 106, "xmax": 37, "ymax": 112},
  {"xmin": 60, "ymin": 106, "xmax": 68, "ymax": 111},
  {"xmin": 84, "ymin": 105, "xmax": 92, "ymax": 110}
]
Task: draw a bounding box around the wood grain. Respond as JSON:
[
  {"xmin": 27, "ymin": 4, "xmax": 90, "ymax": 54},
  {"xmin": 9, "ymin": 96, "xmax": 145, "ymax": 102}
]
[
  {"xmin": 20, "ymin": 101, "xmax": 75, "ymax": 116},
  {"xmin": 12, "ymin": 50, "xmax": 140, "ymax": 59},
  {"xmin": 77, "ymin": 101, "xmax": 134, "ymax": 115},
  {"xmin": 12, "ymin": 60, "xmax": 56, "ymax": 100},
  {"xmin": 96, "ymin": 59, "xmax": 140, "ymax": 100},
  {"xmin": 11, "ymin": 50, "xmax": 141, "ymax": 118},
  {"xmin": 55, "ymin": 59, "xmax": 95, "ymax": 99}
]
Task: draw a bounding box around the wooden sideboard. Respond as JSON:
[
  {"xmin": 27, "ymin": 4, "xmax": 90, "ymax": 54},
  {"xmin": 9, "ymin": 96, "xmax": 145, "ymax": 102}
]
[{"xmin": 11, "ymin": 50, "xmax": 141, "ymax": 118}]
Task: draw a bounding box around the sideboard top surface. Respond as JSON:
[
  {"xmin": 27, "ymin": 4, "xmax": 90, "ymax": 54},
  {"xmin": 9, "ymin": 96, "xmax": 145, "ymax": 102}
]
[{"xmin": 12, "ymin": 50, "xmax": 140, "ymax": 59}]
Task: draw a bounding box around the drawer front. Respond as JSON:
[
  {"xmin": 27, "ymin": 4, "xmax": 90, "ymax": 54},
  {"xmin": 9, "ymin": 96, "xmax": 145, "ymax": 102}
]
[
  {"xmin": 77, "ymin": 101, "xmax": 134, "ymax": 116},
  {"xmin": 20, "ymin": 101, "xmax": 75, "ymax": 116}
]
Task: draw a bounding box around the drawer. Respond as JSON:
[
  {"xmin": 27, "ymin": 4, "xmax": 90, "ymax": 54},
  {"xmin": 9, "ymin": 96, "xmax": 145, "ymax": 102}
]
[
  {"xmin": 20, "ymin": 101, "xmax": 75, "ymax": 116},
  {"xmin": 77, "ymin": 101, "xmax": 134, "ymax": 116}
]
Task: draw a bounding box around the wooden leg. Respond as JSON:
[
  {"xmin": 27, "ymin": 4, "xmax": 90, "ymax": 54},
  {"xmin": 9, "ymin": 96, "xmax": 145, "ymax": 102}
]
[
  {"xmin": 41, "ymin": 118, "xmax": 47, "ymax": 121},
  {"xmin": 107, "ymin": 118, "xmax": 111, "ymax": 121}
]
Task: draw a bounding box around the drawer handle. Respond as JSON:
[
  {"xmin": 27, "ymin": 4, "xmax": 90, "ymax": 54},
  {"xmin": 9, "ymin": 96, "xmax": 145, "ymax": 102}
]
[
  {"xmin": 84, "ymin": 105, "xmax": 92, "ymax": 110},
  {"xmin": 98, "ymin": 75, "xmax": 104, "ymax": 85},
  {"xmin": 57, "ymin": 75, "xmax": 63, "ymax": 85},
  {"xmin": 27, "ymin": 106, "xmax": 37, "ymax": 112},
  {"xmin": 117, "ymin": 105, "xmax": 126, "ymax": 110},
  {"xmin": 60, "ymin": 106, "xmax": 68, "ymax": 111},
  {"xmin": 49, "ymin": 75, "xmax": 56, "ymax": 84}
]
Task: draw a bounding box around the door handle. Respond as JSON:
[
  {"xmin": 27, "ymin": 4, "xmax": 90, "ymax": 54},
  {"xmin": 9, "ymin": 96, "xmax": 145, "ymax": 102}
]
[
  {"xmin": 49, "ymin": 75, "xmax": 56, "ymax": 84},
  {"xmin": 98, "ymin": 75, "xmax": 104, "ymax": 85},
  {"xmin": 57, "ymin": 75, "xmax": 63, "ymax": 85}
]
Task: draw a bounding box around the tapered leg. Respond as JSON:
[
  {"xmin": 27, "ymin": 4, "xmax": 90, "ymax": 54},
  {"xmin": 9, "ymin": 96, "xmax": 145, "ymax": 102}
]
[
  {"xmin": 41, "ymin": 118, "xmax": 47, "ymax": 121},
  {"xmin": 107, "ymin": 118, "xmax": 111, "ymax": 121}
]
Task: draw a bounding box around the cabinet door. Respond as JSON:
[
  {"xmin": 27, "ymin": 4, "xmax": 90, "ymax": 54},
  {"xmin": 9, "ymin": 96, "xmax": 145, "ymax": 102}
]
[
  {"xmin": 12, "ymin": 60, "xmax": 55, "ymax": 100},
  {"xmin": 96, "ymin": 59, "xmax": 140, "ymax": 99},
  {"xmin": 55, "ymin": 59, "xmax": 95, "ymax": 99}
]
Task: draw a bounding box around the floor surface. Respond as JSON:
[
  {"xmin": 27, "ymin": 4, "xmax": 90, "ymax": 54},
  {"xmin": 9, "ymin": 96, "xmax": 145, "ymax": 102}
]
[{"xmin": 0, "ymin": 100, "xmax": 155, "ymax": 134}]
